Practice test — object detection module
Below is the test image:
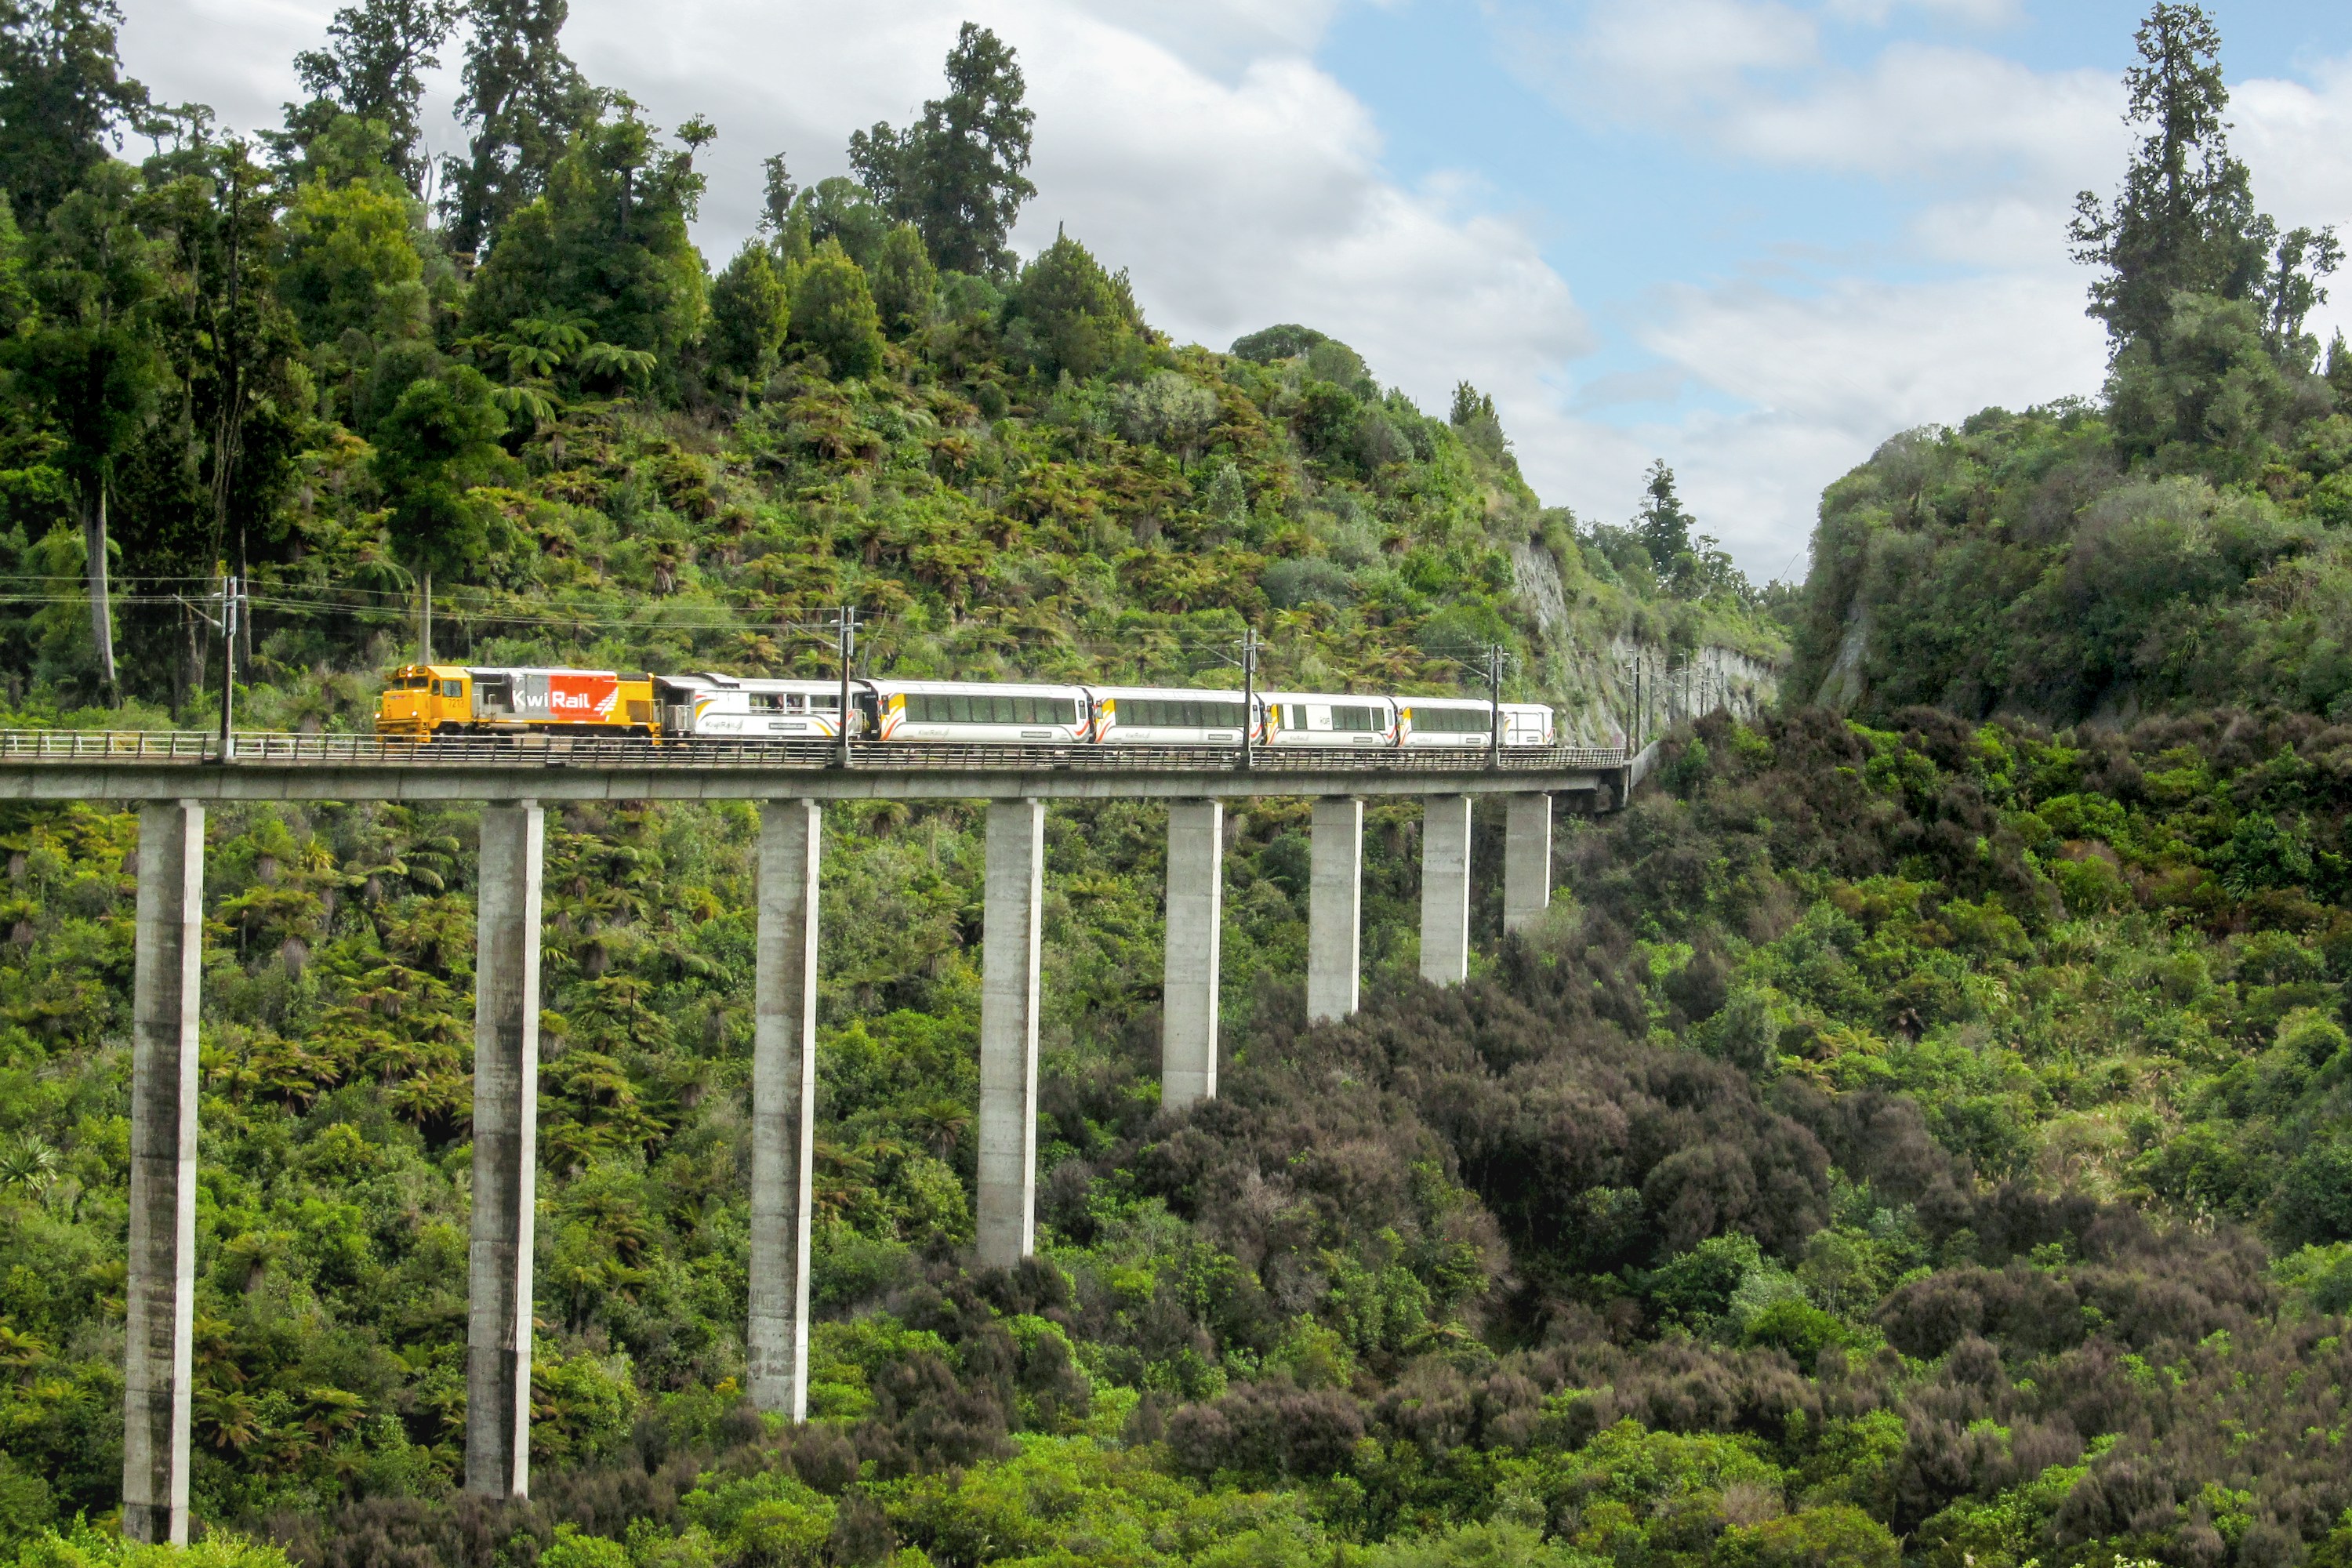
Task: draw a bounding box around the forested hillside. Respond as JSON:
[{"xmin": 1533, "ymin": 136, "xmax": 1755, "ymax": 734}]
[
  {"xmin": 3, "ymin": 2, "xmax": 2351, "ymax": 1567},
  {"xmin": 1788, "ymin": 8, "xmax": 2352, "ymax": 728}
]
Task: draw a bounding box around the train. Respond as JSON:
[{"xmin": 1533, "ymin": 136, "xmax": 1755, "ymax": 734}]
[{"xmin": 373, "ymin": 663, "xmax": 1557, "ymax": 749}]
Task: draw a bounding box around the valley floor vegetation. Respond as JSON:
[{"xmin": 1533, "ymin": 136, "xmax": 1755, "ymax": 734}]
[{"xmin": 0, "ymin": 2, "xmax": 2349, "ymax": 1567}]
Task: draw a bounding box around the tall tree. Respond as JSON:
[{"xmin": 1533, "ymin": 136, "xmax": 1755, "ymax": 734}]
[
  {"xmin": 129, "ymin": 133, "xmax": 309, "ymax": 705},
  {"xmin": 441, "ymin": 0, "xmax": 601, "ymax": 256},
  {"xmin": 785, "ymin": 239, "xmax": 883, "ymax": 380},
  {"xmin": 708, "ymin": 239, "xmax": 787, "ymax": 388},
  {"xmin": 1635, "ymin": 459, "xmax": 1695, "ymax": 575},
  {"xmin": 2068, "ymin": 3, "xmax": 2267, "ymax": 351},
  {"xmin": 289, "ymin": 0, "xmax": 462, "ymax": 195},
  {"xmin": 374, "ymin": 363, "xmax": 514, "ymax": 609},
  {"xmin": 869, "ymin": 221, "xmax": 938, "ymax": 339},
  {"xmin": 847, "ymin": 22, "xmax": 1035, "ymax": 276},
  {"xmin": 463, "ymin": 104, "xmax": 706, "ymax": 398},
  {"xmin": 757, "ymin": 151, "xmax": 796, "ymax": 237},
  {"xmin": 3, "ymin": 158, "xmax": 165, "ymax": 698},
  {"xmin": 0, "ymin": 0, "xmax": 151, "ymax": 226}
]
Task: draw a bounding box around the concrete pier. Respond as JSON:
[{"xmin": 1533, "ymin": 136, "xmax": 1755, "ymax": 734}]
[
  {"xmin": 1420, "ymin": 796, "xmax": 1472, "ymax": 984},
  {"xmin": 749, "ymin": 800, "xmax": 821, "ymax": 1419},
  {"xmin": 977, "ymin": 799, "xmax": 1044, "ymax": 1267},
  {"xmin": 122, "ymin": 801, "xmax": 203, "ymax": 1544},
  {"xmin": 1503, "ymin": 793, "xmax": 1553, "ymax": 934},
  {"xmin": 1308, "ymin": 798, "xmax": 1363, "ymax": 1022},
  {"xmin": 1161, "ymin": 800, "xmax": 1224, "ymax": 1107},
  {"xmin": 466, "ymin": 801, "xmax": 543, "ymax": 1498}
]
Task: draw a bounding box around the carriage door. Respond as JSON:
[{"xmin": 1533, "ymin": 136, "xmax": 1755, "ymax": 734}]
[{"xmin": 474, "ymin": 674, "xmax": 514, "ymax": 720}]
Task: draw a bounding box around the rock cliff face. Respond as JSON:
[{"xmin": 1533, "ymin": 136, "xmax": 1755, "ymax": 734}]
[{"xmin": 1512, "ymin": 541, "xmax": 1782, "ymax": 745}]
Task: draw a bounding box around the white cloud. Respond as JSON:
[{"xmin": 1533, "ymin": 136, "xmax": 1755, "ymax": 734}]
[
  {"xmin": 118, "ymin": 0, "xmax": 335, "ymax": 138},
  {"xmin": 1626, "ymin": 271, "xmax": 2107, "ymax": 564},
  {"xmin": 1822, "ymin": 0, "xmax": 2020, "ymax": 26},
  {"xmin": 1501, "ymin": 0, "xmax": 1817, "ymax": 123},
  {"xmin": 2234, "ymin": 56, "xmax": 2352, "ymax": 350},
  {"xmin": 1726, "ymin": 44, "xmax": 2116, "ymax": 182},
  {"xmin": 1499, "ymin": 0, "xmax": 2119, "ymax": 186}
]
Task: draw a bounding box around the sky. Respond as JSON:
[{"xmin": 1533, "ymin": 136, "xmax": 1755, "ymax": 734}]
[{"xmin": 119, "ymin": 0, "xmax": 2352, "ymax": 580}]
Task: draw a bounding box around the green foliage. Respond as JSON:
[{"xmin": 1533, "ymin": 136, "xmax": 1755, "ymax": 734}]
[
  {"xmin": 371, "ymin": 363, "xmax": 513, "ymax": 576},
  {"xmin": 440, "ymin": 0, "xmax": 601, "ymax": 255},
  {"xmin": 848, "ymin": 22, "xmax": 1036, "ymax": 276},
  {"xmin": 784, "ymin": 176, "xmax": 887, "ymax": 270},
  {"xmin": 9, "ymin": 1521, "xmax": 292, "ymax": 1566},
  {"xmin": 1637, "ymin": 459, "xmax": 1695, "ymax": 572},
  {"xmin": 463, "ymin": 106, "xmax": 707, "ymax": 394},
  {"xmin": 287, "ymin": 0, "xmax": 461, "ymax": 194},
  {"xmin": 275, "ymin": 169, "xmax": 427, "ymax": 344},
  {"xmin": 1231, "ymin": 324, "xmax": 1326, "ymax": 364},
  {"xmin": 2107, "ymin": 291, "xmax": 2299, "ymax": 470},
  {"xmin": 1004, "ymin": 230, "xmax": 1141, "ymax": 382},
  {"xmin": 869, "ymin": 222, "xmax": 937, "ymax": 339},
  {"xmin": 1788, "ymin": 409, "xmax": 2352, "ymax": 721},
  {"xmin": 0, "ymin": 0, "xmax": 151, "ymax": 226},
  {"xmin": 6, "ymin": 159, "xmax": 164, "ymax": 495},
  {"xmin": 1716, "ymin": 1505, "xmax": 1899, "ymax": 1568},
  {"xmin": 707, "ymin": 241, "xmax": 789, "ymax": 387},
  {"xmin": 785, "ymin": 239, "xmax": 884, "ymax": 380}
]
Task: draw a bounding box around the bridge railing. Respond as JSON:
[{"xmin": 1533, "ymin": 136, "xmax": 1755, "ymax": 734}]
[{"xmin": 0, "ymin": 729, "xmax": 1631, "ymax": 772}]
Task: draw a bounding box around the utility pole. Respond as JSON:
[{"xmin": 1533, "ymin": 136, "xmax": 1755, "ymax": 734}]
[
  {"xmin": 1632, "ymin": 660, "xmax": 1644, "ymax": 753},
  {"xmin": 1239, "ymin": 625, "xmax": 1258, "ymax": 771},
  {"xmin": 419, "ymin": 569, "xmax": 432, "ymax": 666},
  {"xmin": 835, "ymin": 607, "xmax": 858, "ymax": 768},
  {"xmin": 1486, "ymin": 642, "xmax": 1504, "ymax": 768},
  {"xmin": 215, "ymin": 572, "xmax": 243, "ymax": 762}
]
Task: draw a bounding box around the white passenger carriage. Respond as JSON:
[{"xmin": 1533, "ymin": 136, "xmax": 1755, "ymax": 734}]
[
  {"xmin": 864, "ymin": 680, "xmax": 1091, "ymax": 744},
  {"xmin": 1086, "ymin": 685, "xmax": 1252, "ymax": 745},
  {"xmin": 1261, "ymin": 691, "xmax": 1401, "ymax": 748},
  {"xmin": 1399, "ymin": 699, "xmax": 1556, "ymax": 749},
  {"xmin": 657, "ymin": 675, "xmax": 848, "ymax": 739}
]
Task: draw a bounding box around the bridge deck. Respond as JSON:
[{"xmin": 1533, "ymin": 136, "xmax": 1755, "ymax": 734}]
[{"xmin": 0, "ymin": 731, "xmax": 1644, "ymax": 804}]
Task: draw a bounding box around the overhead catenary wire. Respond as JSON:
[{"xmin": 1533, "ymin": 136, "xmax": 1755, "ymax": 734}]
[{"xmin": 0, "ymin": 583, "xmax": 1517, "ymax": 694}]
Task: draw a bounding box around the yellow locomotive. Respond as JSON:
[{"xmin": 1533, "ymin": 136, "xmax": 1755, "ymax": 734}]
[{"xmin": 375, "ymin": 665, "xmax": 659, "ymax": 739}]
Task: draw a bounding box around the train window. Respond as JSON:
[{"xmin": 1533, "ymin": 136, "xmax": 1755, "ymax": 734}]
[
  {"xmin": 906, "ymin": 692, "xmax": 1074, "ymax": 725},
  {"xmin": 812, "ymin": 693, "xmax": 838, "ymax": 710},
  {"xmin": 441, "ymin": 681, "xmax": 463, "ymax": 698},
  {"xmin": 1285, "ymin": 704, "xmax": 1305, "ymax": 731},
  {"xmin": 1122, "ymin": 699, "xmax": 1244, "ymax": 728},
  {"xmin": 785, "ymin": 692, "xmax": 805, "ymax": 710},
  {"xmin": 1332, "ymin": 705, "xmax": 1381, "ymax": 731},
  {"xmin": 1414, "ymin": 706, "xmax": 1490, "ymax": 733},
  {"xmin": 749, "ymin": 693, "xmax": 780, "ymax": 712}
]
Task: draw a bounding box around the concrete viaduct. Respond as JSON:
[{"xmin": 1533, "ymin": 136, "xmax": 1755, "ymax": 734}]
[{"xmin": 0, "ymin": 731, "xmax": 1656, "ymax": 1544}]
